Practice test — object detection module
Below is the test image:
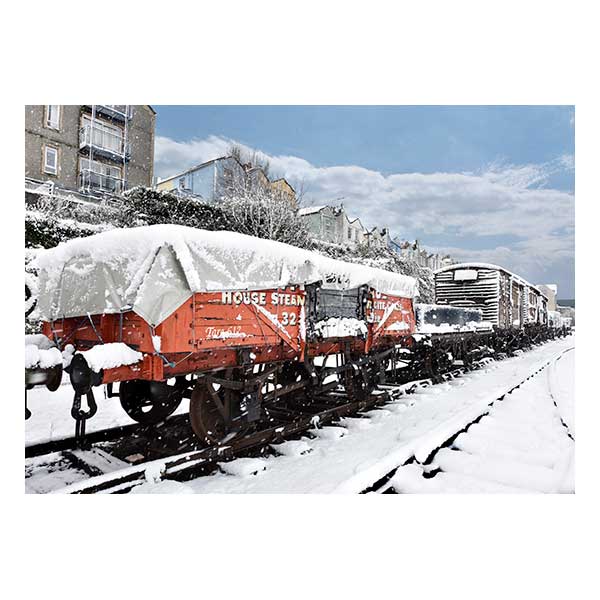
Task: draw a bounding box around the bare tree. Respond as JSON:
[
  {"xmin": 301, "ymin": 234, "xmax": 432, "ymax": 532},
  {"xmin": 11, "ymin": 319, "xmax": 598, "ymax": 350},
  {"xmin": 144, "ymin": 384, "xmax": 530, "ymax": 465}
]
[
  {"xmin": 229, "ymin": 143, "xmax": 270, "ymax": 176},
  {"xmin": 230, "ymin": 143, "xmax": 243, "ymax": 163},
  {"xmin": 290, "ymin": 176, "xmax": 309, "ymax": 205},
  {"xmin": 217, "ymin": 172, "xmax": 311, "ymax": 248}
]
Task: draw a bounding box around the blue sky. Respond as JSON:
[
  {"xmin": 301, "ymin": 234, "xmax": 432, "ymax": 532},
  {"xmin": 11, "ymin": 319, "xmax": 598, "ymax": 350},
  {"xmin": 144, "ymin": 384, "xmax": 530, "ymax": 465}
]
[
  {"xmin": 156, "ymin": 105, "xmax": 574, "ymax": 187},
  {"xmin": 153, "ymin": 105, "xmax": 575, "ymax": 297}
]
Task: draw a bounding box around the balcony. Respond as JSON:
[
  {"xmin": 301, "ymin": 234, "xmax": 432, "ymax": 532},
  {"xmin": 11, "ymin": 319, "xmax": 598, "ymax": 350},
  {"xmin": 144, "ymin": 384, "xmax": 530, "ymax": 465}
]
[
  {"xmin": 85, "ymin": 105, "xmax": 131, "ymax": 122},
  {"xmin": 79, "ymin": 169, "xmax": 124, "ymax": 196},
  {"xmin": 79, "ymin": 124, "xmax": 130, "ymax": 162}
]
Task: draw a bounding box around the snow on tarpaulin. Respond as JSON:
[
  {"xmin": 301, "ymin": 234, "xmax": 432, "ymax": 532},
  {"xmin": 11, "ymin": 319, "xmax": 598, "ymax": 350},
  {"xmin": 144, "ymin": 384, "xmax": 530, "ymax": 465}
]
[{"xmin": 35, "ymin": 224, "xmax": 419, "ymax": 326}]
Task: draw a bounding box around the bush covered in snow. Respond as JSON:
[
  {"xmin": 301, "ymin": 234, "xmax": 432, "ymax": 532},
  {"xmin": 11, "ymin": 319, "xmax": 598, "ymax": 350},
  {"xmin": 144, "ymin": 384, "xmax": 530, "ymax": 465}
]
[
  {"xmin": 116, "ymin": 187, "xmax": 230, "ymax": 230},
  {"xmin": 219, "ymin": 194, "xmax": 312, "ymax": 248},
  {"xmin": 25, "ymin": 188, "xmax": 230, "ymax": 250},
  {"xmin": 32, "ymin": 193, "xmax": 122, "ymax": 226},
  {"xmin": 26, "ymin": 186, "xmax": 312, "ymax": 249},
  {"xmin": 25, "ymin": 210, "xmax": 108, "ymax": 250}
]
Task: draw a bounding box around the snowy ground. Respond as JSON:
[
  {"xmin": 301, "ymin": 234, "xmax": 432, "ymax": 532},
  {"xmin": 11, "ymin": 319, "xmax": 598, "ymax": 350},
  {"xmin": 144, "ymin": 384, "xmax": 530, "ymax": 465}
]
[
  {"xmin": 25, "ymin": 379, "xmax": 190, "ymax": 446},
  {"xmin": 126, "ymin": 336, "xmax": 574, "ymax": 494},
  {"xmin": 389, "ymin": 348, "xmax": 575, "ymax": 493}
]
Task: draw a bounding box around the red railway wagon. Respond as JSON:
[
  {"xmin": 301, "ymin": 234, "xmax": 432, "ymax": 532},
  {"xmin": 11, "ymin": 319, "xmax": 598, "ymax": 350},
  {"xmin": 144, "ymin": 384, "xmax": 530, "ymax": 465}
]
[{"xmin": 30, "ymin": 225, "xmax": 418, "ymax": 444}]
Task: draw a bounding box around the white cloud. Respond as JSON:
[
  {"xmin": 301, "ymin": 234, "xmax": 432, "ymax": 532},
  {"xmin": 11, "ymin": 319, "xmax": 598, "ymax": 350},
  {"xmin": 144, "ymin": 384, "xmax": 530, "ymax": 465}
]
[
  {"xmin": 154, "ymin": 135, "xmax": 234, "ymax": 177},
  {"xmin": 154, "ymin": 135, "xmax": 575, "ymax": 294},
  {"xmin": 434, "ymin": 233, "xmax": 574, "ymax": 292}
]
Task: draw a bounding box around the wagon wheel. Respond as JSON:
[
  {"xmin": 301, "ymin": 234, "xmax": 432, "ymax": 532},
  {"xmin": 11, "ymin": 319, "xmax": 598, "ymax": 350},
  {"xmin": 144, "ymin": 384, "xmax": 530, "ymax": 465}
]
[
  {"xmin": 429, "ymin": 346, "xmax": 448, "ymax": 382},
  {"xmin": 279, "ymin": 361, "xmax": 309, "ymax": 386},
  {"xmin": 119, "ymin": 380, "xmax": 183, "ymax": 425},
  {"xmin": 25, "ymin": 283, "xmax": 37, "ymax": 318},
  {"xmin": 421, "ymin": 350, "xmax": 437, "ymax": 381},
  {"xmin": 189, "ymin": 377, "xmax": 244, "ymax": 446},
  {"xmin": 344, "ymin": 367, "xmax": 369, "ymax": 401},
  {"xmin": 462, "ymin": 340, "xmax": 475, "ymax": 370},
  {"xmin": 343, "ymin": 357, "xmax": 375, "ymax": 402}
]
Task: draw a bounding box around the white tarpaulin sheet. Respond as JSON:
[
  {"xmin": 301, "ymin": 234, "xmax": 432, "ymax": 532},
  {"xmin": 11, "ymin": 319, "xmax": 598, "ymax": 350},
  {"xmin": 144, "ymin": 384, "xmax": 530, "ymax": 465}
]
[{"xmin": 36, "ymin": 225, "xmax": 419, "ymax": 326}]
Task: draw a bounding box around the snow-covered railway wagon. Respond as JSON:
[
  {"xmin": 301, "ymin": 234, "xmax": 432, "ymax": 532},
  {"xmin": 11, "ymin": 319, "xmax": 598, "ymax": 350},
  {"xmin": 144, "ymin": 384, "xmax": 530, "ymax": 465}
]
[
  {"xmin": 434, "ymin": 263, "xmax": 548, "ymax": 329},
  {"xmin": 29, "ymin": 225, "xmax": 418, "ymax": 444},
  {"xmin": 548, "ymin": 310, "xmax": 563, "ymax": 328}
]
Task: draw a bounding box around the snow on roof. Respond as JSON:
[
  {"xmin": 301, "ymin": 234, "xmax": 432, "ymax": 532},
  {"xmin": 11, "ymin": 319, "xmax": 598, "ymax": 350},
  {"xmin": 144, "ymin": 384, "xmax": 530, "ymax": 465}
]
[
  {"xmin": 434, "ymin": 261, "xmax": 504, "ymax": 274},
  {"xmin": 297, "ymin": 205, "xmax": 327, "ymax": 216},
  {"xmin": 434, "ymin": 262, "xmax": 547, "ymax": 298},
  {"xmin": 36, "ymin": 225, "xmax": 418, "ymax": 326}
]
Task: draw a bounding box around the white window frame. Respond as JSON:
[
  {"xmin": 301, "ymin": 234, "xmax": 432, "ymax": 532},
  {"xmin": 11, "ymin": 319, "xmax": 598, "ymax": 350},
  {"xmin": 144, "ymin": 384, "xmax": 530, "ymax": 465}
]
[
  {"xmin": 79, "ymin": 157, "xmax": 122, "ymax": 179},
  {"xmin": 79, "ymin": 157, "xmax": 123, "ymax": 194},
  {"xmin": 45, "ymin": 105, "xmax": 61, "ymax": 130},
  {"xmin": 81, "ymin": 115, "xmax": 124, "ymax": 153},
  {"xmin": 43, "ymin": 145, "xmax": 58, "ymax": 175}
]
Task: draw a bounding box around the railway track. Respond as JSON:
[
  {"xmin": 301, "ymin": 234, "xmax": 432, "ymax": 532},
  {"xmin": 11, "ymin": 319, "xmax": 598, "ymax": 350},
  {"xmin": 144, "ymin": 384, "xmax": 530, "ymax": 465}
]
[
  {"xmin": 547, "ymin": 347, "xmax": 575, "ymax": 441},
  {"xmin": 362, "ymin": 344, "xmax": 575, "ymax": 494},
  {"xmin": 25, "ymin": 337, "xmax": 571, "ymax": 494},
  {"xmin": 25, "ymin": 361, "xmax": 492, "ymax": 493}
]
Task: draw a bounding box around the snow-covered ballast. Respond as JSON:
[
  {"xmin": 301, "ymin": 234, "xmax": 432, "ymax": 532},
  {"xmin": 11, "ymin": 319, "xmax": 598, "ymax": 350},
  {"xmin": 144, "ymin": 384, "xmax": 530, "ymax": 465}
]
[
  {"xmin": 34, "ymin": 225, "xmax": 418, "ymax": 393},
  {"xmin": 433, "ymin": 262, "xmax": 549, "ymax": 329}
]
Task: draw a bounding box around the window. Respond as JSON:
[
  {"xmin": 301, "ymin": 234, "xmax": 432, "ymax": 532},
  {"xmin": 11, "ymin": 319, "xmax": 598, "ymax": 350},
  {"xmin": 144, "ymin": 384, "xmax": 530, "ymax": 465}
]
[
  {"xmin": 80, "ymin": 157, "xmax": 121, "ymax": 179},
  {"xmin": 44, "ymin": 146, "xmax": 58, "ymax": 175},
  {"xmin": 81, "ymin": 115, "xmax": 124, "ymax": 154},
  {"xmin": 45, "ymin": 105, "xmax": 61, "ymax": 129},
  {"xmin": 79, "ymin": 158, "xmax": 122, "ymax": 193}
]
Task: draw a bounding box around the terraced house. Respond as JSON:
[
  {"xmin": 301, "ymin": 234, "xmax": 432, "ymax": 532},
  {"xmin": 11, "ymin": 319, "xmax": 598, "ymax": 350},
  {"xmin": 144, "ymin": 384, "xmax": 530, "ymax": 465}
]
[
  {"xmin": 25, "ymin": 105, "xmax": 156, "ymax": 202},
  {"xmin": 298, "ymin": 205, "xmax": 368, "ymax": 249}
]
